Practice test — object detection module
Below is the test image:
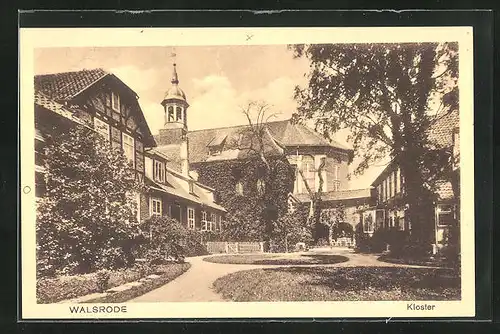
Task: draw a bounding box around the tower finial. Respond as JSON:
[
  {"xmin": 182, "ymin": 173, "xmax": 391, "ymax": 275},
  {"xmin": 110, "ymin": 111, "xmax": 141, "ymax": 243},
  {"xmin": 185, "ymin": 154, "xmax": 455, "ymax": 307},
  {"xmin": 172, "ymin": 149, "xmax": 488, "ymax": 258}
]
[
  {"xmin": 171, "ymin": 63, "xmax": 179, "ymax": 85},
  {"xmin": 170, "ymin": 48, "xmax": 179, "ymax": 85}
]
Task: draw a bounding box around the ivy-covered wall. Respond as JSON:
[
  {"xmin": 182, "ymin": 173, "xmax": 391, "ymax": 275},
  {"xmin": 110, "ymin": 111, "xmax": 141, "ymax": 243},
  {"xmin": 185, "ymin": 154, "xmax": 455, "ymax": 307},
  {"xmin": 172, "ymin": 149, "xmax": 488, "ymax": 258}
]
[{"xmin": 192, "ymin": 156, "xmax": 295, "ymax": 242}]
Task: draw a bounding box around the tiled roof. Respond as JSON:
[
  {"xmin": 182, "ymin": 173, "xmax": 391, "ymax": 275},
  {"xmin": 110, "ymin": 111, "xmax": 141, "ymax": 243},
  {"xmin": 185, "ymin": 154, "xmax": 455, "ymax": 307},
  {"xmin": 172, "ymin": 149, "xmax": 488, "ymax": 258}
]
[
  {"xmin": 428, "ymin": 109, "xmax": 459, "ymax": 148},
  {"xmin": 187, "ymin": 124, "xmax": 284, "ymax": 163},
  {"xmin": 34, "ymin": 68, "xmax": 155, "ymax": 147},
  {"xmin": 187, "ymin": 119, "xmax": 351, "ymax": 164},
  {"xmin": 292, "ymin": 188, "xmax": 373, "ymax": 203},
  {"xmin": 146, "ymin": 176, "xmax": 226, "ymax": 212},
  {"xmin": 35, "ymin": 91, "xmax": 88, "ymax": 127},
  {"xmin": 435, "ymin": 180, "xmax": 455, "ymax": 201},
  {"xmin": 34, "ymin": 69, "xmax": 109, "ymax": 101},
  {"xmin": 266, "ymin": 120, "xmax": 352, "ymax": 150}
]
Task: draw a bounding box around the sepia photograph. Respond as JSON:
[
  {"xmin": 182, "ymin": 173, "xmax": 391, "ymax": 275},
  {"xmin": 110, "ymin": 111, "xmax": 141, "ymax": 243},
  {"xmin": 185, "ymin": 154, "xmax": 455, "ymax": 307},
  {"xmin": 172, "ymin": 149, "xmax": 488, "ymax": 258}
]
[{"xmin": 20, "ymin": 27, "xmax": 474, "ymax": 319}]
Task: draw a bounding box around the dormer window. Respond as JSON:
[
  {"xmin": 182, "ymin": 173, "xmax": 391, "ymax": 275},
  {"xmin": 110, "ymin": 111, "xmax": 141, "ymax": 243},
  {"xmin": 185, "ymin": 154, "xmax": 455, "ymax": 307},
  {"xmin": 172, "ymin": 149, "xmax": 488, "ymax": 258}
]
[
  {"xmin": 154, "ymin": 160, "xmax": 165, "ymax": 183},
  {"xmin": 111, "ymin": 92, "xmax": 120, "ymax": 112},
  {"xmin": 208, "ymin": 134, "xmax": 227, "ymax": 156}
]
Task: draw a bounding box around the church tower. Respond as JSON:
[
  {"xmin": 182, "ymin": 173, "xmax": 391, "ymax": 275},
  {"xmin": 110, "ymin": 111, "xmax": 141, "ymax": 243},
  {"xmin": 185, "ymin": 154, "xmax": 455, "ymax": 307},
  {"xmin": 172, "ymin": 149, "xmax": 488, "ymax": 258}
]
[
  {"xmin": 157, "ymin": 62, "xmax": 190, "ymax": 176},
  {"xmin": 161, "ymin": 63, "xmax": 189, "ymax": 132}
]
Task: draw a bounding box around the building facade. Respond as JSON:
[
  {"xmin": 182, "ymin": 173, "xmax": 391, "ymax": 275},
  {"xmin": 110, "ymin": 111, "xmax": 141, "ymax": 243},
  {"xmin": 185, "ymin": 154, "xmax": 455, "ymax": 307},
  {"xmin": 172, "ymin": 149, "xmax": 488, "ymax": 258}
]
[
  {"xmin": 361, "ymin": 109, "xmax": 460, "ymax": 250},
  {"xmin": 34, "ymin": 68, "xmax": 224, "ymax": 232}
]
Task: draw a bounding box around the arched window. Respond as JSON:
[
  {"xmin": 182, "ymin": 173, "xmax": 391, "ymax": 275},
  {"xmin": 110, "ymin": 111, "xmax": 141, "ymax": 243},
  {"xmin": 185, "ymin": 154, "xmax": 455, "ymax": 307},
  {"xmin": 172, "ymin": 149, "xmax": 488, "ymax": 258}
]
[
  {"xmin": 235, "ymin": 181, "xmax": 244, "ymax": 196},
  {"xmin": 176, "ymin": 106, "xmax": 183, "ymax": 121},
  {"xmin": 167, "ymin": 106, "xmax": 174, "ymax": 122},
  {"xmin": 256, "ymin": 179, "xmax": 265, "ymax": 195}
]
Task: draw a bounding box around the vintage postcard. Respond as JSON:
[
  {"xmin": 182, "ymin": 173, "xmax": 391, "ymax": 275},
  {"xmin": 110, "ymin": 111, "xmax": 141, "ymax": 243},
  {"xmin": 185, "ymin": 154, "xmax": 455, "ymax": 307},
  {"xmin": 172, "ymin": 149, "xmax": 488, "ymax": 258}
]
[{"xmin": 20, "ymin": 26, "xmax": 474, "ymax": 319}]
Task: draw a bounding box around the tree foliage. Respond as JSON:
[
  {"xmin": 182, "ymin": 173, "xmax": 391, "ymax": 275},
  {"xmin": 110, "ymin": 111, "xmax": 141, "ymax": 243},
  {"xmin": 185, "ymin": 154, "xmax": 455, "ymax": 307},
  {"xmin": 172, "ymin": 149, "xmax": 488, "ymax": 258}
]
[
  {"xmin": 290, "ymin": 42, "xmax": 459, "ymax": 250},
  {"xmin": 270, "ymin": 206, "xmax": 312, "ymax": 252},
  {"xmin": 36, "ymin": 124, "xmax": 143, "ymax": 276}
]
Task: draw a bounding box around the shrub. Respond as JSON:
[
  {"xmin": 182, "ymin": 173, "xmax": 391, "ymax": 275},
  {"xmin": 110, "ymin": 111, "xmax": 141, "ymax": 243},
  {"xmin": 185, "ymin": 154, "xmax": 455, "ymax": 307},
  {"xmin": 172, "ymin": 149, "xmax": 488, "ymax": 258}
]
[
  {"xmin": 269, "ymin": 208, "xmax": 311, "ymax": 253},
  {"xmin": 96, "ymin": 269, "xmax": 111, "ymax": 292},
  {"xmin": 137, "ymin": 217, "xmax": 209, "ymax": 261},
  {"xmin": 36, "ymin": 125, "xmax": 142, "ymax": 277}
]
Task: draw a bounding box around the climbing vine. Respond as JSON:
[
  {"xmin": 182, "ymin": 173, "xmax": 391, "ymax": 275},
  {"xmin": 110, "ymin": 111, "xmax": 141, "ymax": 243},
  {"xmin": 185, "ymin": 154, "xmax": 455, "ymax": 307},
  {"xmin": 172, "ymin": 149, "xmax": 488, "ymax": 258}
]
[{"xmin": 192, "ymin": 156, "xmax": 295, "ymax": 243}]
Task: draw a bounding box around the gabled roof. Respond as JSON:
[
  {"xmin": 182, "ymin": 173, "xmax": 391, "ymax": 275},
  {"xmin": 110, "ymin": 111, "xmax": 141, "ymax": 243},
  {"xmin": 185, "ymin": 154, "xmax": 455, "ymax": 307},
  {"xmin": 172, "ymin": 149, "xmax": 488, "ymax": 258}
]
[
  {"xmin": 34, "ymin": 69, "xmax": 155, "ymax": 147},
  {"xmin": 145, "ymin": 175, "xmax": 226, "ymax": 212},
  {"xmin": 34, "ymin": 69, "xmax": 111, "ymax": 101}
]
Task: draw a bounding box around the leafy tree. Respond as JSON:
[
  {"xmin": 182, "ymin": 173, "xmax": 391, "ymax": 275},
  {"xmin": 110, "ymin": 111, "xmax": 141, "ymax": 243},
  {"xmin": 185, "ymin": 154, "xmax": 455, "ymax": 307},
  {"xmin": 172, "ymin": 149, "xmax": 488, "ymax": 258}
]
[
  {"xmin": 36, "ymin": 124, "xmax": 143, "ymax": 276},
  {"xmin": 270, "ymin": 206, "xmax": 311, "ymax": 252},
  {"xmin": 290, "ymin": 42, "xmax": 458, "ymax": 252},
  {"xmin": 240, "ymin": 101, "xmax": 324, "ymax": 244}
]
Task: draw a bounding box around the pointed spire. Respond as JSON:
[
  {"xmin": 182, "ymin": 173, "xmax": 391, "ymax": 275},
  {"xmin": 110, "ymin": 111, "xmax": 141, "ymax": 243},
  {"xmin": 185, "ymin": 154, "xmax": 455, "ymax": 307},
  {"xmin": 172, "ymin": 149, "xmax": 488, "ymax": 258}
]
[{"xmin": 171, "ymin": 63, "xmax": 179, "ymax": 85}]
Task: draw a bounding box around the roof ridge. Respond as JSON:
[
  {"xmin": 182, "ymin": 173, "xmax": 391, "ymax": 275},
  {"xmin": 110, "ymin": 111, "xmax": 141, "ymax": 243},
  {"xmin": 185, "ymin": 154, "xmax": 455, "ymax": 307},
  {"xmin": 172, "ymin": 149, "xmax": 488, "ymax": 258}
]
[
  {"xmin": 188, "ymin": 118, "xmax": 290, "ymax": 133},
  {"xmin": 34, "ymin": 68, "xmax": 108, "ymax": 78}
]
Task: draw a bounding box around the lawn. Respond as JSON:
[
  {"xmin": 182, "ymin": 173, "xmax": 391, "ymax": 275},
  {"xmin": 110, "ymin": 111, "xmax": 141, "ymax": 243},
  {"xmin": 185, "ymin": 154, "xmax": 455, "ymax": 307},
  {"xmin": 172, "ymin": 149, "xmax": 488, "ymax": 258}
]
[
  {"xmin": 204, "ymin": 253, "xmax": 350, "ymax": 265},
  {"xmin": 37, "ymin": 262, "xmax": 191, "ymax": 304},
  {"xmin": 213, "ymin": 266, "xmax": 461, "ymax": 301}
]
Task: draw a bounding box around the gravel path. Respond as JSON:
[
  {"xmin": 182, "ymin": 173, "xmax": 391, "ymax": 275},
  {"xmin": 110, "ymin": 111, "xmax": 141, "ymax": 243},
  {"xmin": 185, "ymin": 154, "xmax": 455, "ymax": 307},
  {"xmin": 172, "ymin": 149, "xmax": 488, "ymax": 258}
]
[{"xmin": 129, "ymin": 247, "xmax": 437, "ymax": 302}]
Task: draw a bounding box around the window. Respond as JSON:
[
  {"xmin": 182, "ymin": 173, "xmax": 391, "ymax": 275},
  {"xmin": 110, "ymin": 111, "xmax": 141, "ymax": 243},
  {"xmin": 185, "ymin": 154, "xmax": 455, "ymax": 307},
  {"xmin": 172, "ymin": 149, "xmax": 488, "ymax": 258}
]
[
  {"xmin": 452, "ymin": 129, "xmax": 460, "ymax": 169},
  {"xmin": 394, "ymin": 169, "xmax": 399, "ymax": 194},
  {"xmin": 363, "ymin": 211, "xmax": 375, "ymax": 233},
  {"xmin": 189, "ymin": 181, "xmax": 194, "ymax": 194},
  {"xmin": 388, "ymin": 173, "xmax": 393, "ymax": 199},
  {"xmin": 377, "ymin": 184, "xmax": 382, "ymax": 203},
  {"xmin": 94, "ymin": 117, "xmax": 110, "ymax": 141},
  {"xmin": 217, "ymin": 215, "xmax": 222, "ymax": 232},
  {"xmin": 105, "ymin": 93, "xmax": 112, "ymax": 107},
  {"xmin": 187, "ymin": 207, "xmax": 195, "ymax": 230},
  {"xmin": 375, "ymin": 209, "xmax": 386, "ymax": 229},
  {"xmin": 332, "ymin": 180, "xmax": 341, "ymax": 192},
  {"xmin": 235, "ymin": 181, "xmax": 244, "ymax": 196},
  {"xmin": 210, "ymin": 213, "xmax": 216, "ymax": 232},
  {"xmin": 201, "ymin": 211, "xmax": 208, "ymax": 231},
  {"xmin": 302, "ymin": 155, "xmax": 315, "ymax": 193},
  {"xmin": 256, "ymin": 179, "xmax": 265, "ymax": 195},
  {"xmin": 150, "ymin": 197, "xmax": 162, "ymax": 216},
  {"xmin": 167, "ymin": 106, "xmax": 174, "ymax": 122},
  {"xmin": 176, "ymin": 106, "xmax": 183, "ymax": 121},
  {"xmin": 436, "ymin": 204, "xmax": 456, "ymax": 226},
  {"xmin": 111, "ymin": 92, "xmax": 120, "ymax": 112},
  {"xmin": 154, "ymin": 160, "xmax": 165, "ymax": 182},
  {"xmin": 291, "ymin": 164, "xmax": 300, "ymax": 194},
  {"xmin": 334, "ymin": 165, "xmax": 340, "ymax": 181},
  {"xmin": 122, "ymin": 132, "xmax": 135, "ymax": 167}
]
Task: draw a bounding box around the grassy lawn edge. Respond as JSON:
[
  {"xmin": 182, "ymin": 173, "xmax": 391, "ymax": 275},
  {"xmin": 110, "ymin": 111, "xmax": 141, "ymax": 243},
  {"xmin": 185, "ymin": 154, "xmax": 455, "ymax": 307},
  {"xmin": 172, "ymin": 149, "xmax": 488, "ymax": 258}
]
[
  {"xmin": 203, "ymin": 253, "xmax": 350, "ymax": 265},
  {"xmin": 377, "ymin": 254, "xmax": 454, "ymax": 268},
  {"xmin": 82, "ymin": 263, "xmax": 191, "ymax": 303}
]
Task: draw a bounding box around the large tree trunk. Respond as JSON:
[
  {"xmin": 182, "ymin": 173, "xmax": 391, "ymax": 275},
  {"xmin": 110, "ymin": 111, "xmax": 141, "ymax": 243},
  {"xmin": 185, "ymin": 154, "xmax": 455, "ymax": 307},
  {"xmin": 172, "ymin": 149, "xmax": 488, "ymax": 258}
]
[{"xmin": 399, "ymin": 154, "xmax": 435, "ymax": 254}]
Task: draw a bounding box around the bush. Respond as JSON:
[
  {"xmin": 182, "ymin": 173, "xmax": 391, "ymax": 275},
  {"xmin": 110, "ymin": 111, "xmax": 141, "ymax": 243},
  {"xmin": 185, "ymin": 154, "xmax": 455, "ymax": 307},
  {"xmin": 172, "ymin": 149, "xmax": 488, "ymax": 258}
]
[
  {"xmin": 269, "ymin": 208, "xmax": 311, "ymax": 253},
  {"xmin": 139, "ymin": 215, "xmax": 186, "ymax": 263},
  {"xmin": 36, "ymin": 125, "xmax": 142, "ymax": 277},
  {"xmin": 96, "ymin": 269, "xmax": 111, "ymax": 292}
]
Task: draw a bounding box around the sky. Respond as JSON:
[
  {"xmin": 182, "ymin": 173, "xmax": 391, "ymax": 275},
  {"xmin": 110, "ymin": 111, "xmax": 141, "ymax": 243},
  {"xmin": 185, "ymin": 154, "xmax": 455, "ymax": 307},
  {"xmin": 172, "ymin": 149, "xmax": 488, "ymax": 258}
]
[{"xmin": 34, "ymin": 45, "xmax": 387, "ymax": 188}]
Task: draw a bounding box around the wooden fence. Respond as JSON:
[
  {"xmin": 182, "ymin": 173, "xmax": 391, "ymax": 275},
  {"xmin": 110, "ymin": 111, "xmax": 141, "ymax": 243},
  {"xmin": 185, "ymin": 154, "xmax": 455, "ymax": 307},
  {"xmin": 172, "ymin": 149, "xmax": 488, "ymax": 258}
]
[{"xmin": 206, "ymin": 241, "xmax": 264, "ymax": 254}]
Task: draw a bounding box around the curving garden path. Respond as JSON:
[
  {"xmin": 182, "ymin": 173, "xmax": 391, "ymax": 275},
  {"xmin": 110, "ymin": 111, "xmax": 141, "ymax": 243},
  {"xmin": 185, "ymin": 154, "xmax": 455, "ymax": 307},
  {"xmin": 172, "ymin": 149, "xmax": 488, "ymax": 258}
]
[{"xmin": 129, "ymin": 247, "xmax": 436, "ymax": 302}]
